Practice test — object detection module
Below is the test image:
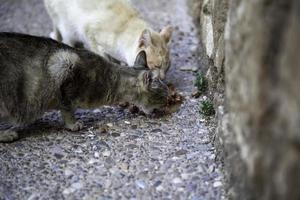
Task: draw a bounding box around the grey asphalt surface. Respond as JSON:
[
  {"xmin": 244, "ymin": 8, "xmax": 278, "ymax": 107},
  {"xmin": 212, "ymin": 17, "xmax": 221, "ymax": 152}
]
[{"xmin": 0, "ymin": 0, "xmax": 226, "ymax": 199}]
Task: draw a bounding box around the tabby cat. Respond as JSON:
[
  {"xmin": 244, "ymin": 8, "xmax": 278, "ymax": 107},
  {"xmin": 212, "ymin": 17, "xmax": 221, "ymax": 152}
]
[{"xmin": 0, "ymin": 33, "xmax": 169, "ymax": 142}]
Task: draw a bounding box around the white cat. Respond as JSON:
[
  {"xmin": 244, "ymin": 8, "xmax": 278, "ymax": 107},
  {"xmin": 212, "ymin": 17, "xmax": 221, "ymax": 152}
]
[{"xmin": 44, "ymin": 0, "xmax": 173, "ymax": 79}]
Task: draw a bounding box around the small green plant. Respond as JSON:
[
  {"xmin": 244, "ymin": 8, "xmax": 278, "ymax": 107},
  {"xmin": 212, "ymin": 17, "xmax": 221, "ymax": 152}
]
[
  {"xmin": 195, "ymin": 73, "xmax": 208, "ymax": 93},
  {"xmin": 200, "ymin": 100, "xmax": 215, "ymax": 117}
]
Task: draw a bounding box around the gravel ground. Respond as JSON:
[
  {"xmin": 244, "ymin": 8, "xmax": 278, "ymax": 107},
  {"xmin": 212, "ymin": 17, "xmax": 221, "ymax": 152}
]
[{"xmin": 0, "ymin": 0, "xmax": 226, "ymax": 199}]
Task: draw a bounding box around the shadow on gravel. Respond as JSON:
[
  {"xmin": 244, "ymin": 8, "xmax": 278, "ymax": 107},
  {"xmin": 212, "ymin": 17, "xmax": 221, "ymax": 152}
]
[{"xmin": 1, "ymin": 105, "xmax": 174, "ymax": 141}]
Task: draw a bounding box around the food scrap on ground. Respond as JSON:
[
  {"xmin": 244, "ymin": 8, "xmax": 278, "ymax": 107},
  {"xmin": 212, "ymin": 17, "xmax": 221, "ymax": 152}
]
[
  {"xmin": 121, "ymin": 83, "xmax": 184, "ymax": 116},
  {"xmin": 166, "ymin": 83, "xmax": 184, "ymax": 107}
]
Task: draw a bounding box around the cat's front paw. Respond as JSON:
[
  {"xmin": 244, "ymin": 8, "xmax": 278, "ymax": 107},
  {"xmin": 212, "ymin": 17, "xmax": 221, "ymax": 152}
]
[
  {"xmin": 65, "ymin": 121, "xmax": 84, "ymax": 132},
  {"xmin": 0, "ymin": 129, "xmax": 19, "ymax": 143}
]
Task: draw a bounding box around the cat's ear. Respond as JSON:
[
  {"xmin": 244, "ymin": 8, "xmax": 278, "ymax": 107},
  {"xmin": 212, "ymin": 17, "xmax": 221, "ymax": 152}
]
[
  {"xmin": 134, "ymin": 50, "xmax": 148, "ymax": 69},
  {"xmin": 160, "ymin": 26, "xmax": 173, "ymax": 44},
  {"xmin": 139, "ymin": 29, "xmax": 152, "ymax": 48}
]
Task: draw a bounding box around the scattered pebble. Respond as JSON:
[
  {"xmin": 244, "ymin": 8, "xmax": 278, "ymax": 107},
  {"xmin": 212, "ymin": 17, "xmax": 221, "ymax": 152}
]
[
  {"xmin": 136, "ymin": 180, "xmax": 147, "ymax": 189},
  {"xmin": 151, "ymin": 128, "xmax": 162, "ymax": 133},
  {"xmin": 209, "ymin": 166, "xmax": 215, "ymax": 173},
  {"xmin": 175, "ymin": 149, "xmax": 188, "ymax": 156},
  {"xmin": 88, "ymin": 158, "xmax": 98, "ymax": 165},
  {"xmin": 179, "ymin": 31, "xmax": 185, "ymax": 36},
  {"xmin": 180, "ymin": 66, "xmax": 198, "ymax": 72},
  {"xmin": 153, "ymin": 180, "xmax": 162, "ymax": 187},
  {"xmin": 190, "ymin": 45, "xmax": 198, "ymax": 52},
  {"xmin": 87, "ymin": 134, "xmax": 95, "ymax": 138},
  {"xmin": 209, "ymin": 154, "xmax": 216, "ymax": 160},
  {"xmin": 111, "ymin": 132, "xmax": 120, "ymax": 137},
  {"xmin": 181, "ymin": 173, "xmax": 189, "ymax": 180},
  {"xmin": 192, "ymin": 91, "xmax": 201, "ymax": 98},
  {"xmin": 200, "ymin": 119, "xmax": 207, "ymax": 123},
  {"xmin": 126, "ymin": 144, "xmax": 139, "ymax": 149},
  {"xmin": 131, "ymin": 125, "xmax": 138, "ymax": 129},
  {"xmin": 72, "ymin": 182, "xmax": 83, "ymax": 190},
  {"xmin": 156, "ymin": 185, "xmax": 164, "ymax": 191},
  {"xmin": 98, "ymin": 127, "xmax": 108, "ymax": 134},
  {"xmin": 74, "ymin": 148, "xmax": 83, "ymax": 154},
  {"xmin": 64, "ymin": 169, "xmax": 73, "ymax": 177},
  {"xmin": 107, "ymin": 123, "xmax": 113, "ymax": 127},
  {"xmin": 93, "ymin": 109, "xmax": 101, "ymax": 113},
  {"xmin": 63, "ymin": 182, "xmax": 83, "ymax": 195},
  {"xmin": 172, "ymin": 177, "xmax": 183, "ymax": 184},
  {"xmin": 102, "ymin": 150, "xmax": 111, "ymax": 157},
  {"xmin": 94, "ymin": 152, "xmax": 100, "ymax": 158},
  {"xmin": 213, "ymin": 181, "xmax": 223, "ymax": 187},
  {"xmin": 119, "ymin": 163, "xmax": 129, "ymax": 172}
]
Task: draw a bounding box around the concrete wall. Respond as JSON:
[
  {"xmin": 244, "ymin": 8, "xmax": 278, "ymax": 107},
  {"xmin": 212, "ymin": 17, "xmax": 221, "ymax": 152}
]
[{"xmin": 190, "ymin": 0, "xmax": 300, "ymax": 199}]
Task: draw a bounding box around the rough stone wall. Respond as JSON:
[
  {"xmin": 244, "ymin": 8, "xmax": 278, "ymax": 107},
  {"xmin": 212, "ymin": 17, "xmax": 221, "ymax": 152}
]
[
  {"xmin": 196, "ymin": 0, "xmax": 228, "ymax": 105},
  {"xmin": 190, "ymin": 0, "xmax": 300, "ymax": 199}
]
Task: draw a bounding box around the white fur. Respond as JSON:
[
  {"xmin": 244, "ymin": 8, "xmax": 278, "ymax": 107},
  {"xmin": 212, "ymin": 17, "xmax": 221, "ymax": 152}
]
[{"xmin": 44, "ymin": 0, "xmax": 149, "ymax": 66}]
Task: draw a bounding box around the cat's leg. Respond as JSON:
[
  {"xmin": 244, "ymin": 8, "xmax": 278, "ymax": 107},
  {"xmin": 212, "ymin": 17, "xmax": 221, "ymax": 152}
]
[
  {"xmin": 62, "ymin": 37, "xmax": 82, "ymax": 48},
  {"xmin": 0, "ymin": 113, "xmax": 20, "ymax": 142},
  {"xmin": 59, "ymin": 29, "xmax": 81, "ymax": 48},
  {"xmin": 50, "ymin": 23, "xmax": 77, "ymax": 46},
  {"xmin": 61, "ymin": 109, "xmax": 84, "ymax": 132},
  {"xmin": 50, "ymin": 26, "xmax": 62, "ymax": 42},
  {"xmin": 0, "ymin": 128, "xmax": 19, "ymax": 143}
]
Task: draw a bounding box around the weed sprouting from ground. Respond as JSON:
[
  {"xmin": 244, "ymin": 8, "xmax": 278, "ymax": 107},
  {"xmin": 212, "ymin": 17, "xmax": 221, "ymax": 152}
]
[
  {"xmin": 200, "ymin": 100, "xmax": 215, "ymax": 117},
  {"xmin": 195, "ymin": 73, "xmax": 208, "ymax": 93}
]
